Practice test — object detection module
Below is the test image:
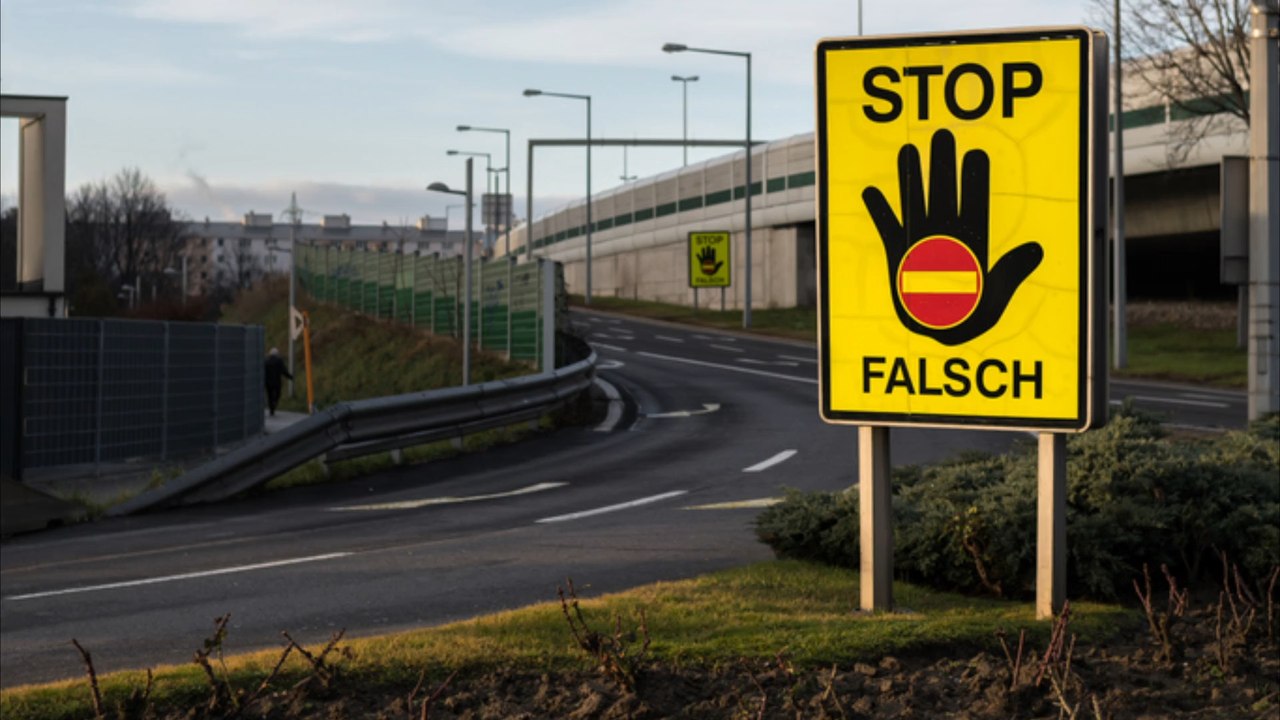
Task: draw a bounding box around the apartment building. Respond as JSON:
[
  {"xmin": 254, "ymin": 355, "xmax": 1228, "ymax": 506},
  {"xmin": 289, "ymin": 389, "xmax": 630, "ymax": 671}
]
[{"xmin": 179, "ymin": 212, "xmax": 475, "ymax": 296}]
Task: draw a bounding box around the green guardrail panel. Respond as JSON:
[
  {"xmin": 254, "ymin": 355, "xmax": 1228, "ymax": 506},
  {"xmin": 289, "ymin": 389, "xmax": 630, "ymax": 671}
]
[
  {"xmin": 434, "ymin": 296, "xmax": 456, "ymax": 336},
  {"xmin": 413, "ymin": 291, "xmax": 433, "ymax": 327},
  {"xmin": 376, "ymin": 281, "xmax": 391, "ymax": 315},
  {"xmin": 510, "ymin": 309, "xmax": 539, "ymax": 362},
  {"xmin": 705, "ymin": 189, "xmax": 732, "ymax": 206},
  {"xmin": 788, "ymin": 171, "xmax": 815, "ymax": 189},
  {"xmin": 396, "ymin": 288, "xmax": 413, "ymax": 323}
]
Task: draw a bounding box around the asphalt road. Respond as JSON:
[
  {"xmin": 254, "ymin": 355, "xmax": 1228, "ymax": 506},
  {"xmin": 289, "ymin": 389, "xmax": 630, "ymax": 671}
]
[{"xmin": 0, "ymin": 310, "xmax": 1247, "ymax": 687}]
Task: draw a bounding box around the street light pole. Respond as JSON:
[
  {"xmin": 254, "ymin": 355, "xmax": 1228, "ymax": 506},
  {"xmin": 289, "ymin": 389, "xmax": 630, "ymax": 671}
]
[
  {"xmin": 1113, "ymin": 0, "xmax": 1128, "ymax": 370},
  {"xmin": 427, "ymin": 158, "xmax": 475, "ymax": 386},
  {"xmin": 664, "ymin": 43, "xmax": 753, "ymax": 328},
  {"xmin": 671, "ymin": 75, "xmax": 699, "ymax": 166},
  {"xmin": 447, "ymin": 149, "xmax": 492, "ymax": 252},
  {"xmin": 458, "ymin": 125, "xmax": 512, "ymax": 257},
  {"xmin": 524, "ymin": 88, "xmax": 593, "ymax": 305},
  {"xmin": 1247, "ymin": 0, "xmax": 1279, "ymax": 418}
]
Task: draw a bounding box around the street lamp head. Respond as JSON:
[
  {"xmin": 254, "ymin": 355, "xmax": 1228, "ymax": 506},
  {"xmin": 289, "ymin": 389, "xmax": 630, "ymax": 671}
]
[
  {"xmin": 522, "ymin": 89, "xmax": 542, "ymax": 97},
  {"xmin": 446, "ymin": 150, "xmax": 460, "ymax": 156},
  {"xmin": 456, "ymin": 125, "xmax": 471, "ymax": 131},
  {"xmin": 426, "ymin": 182, "xmax": 453, "ymax": 193},
  {"xmin": 662, "ymin": 43, "xmax": 687, "ymax": 53},
  {"xmin": 672, "ymin": 74, "xmax": 699, "ymax": 82}
]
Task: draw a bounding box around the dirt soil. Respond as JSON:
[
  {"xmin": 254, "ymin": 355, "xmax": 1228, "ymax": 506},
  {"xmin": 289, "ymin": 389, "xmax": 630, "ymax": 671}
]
[{"xmin": 204, "ymin": 604, "xmax": 1278, "ymax": 720}]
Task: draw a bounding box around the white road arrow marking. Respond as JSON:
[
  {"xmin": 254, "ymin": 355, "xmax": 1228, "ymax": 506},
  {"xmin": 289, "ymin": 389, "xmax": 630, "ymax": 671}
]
[
  {"xmin": 645, "ymin": 403, "xmax": 721, "ymax": 418},
  {"xmin": 637, "ymin": 351, "xmax": 817, "ymax": 385}
]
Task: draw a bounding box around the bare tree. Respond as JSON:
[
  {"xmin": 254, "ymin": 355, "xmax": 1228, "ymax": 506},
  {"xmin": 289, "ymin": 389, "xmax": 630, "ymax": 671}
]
[
  {"xmin": 1100, "ymin": 0, "xmax": 1253, "ymax": 160},
  {"xmin": 1124, "ymin": 0, "xmax": 1252, "ymax": 121},
  {"xmin": 65, "ymin": 168, "xmax": 190, "ymax": 311}
]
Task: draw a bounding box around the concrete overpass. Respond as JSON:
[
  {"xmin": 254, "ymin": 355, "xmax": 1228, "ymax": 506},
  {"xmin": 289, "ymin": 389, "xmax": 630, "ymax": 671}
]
[{"xmin": 508, "ymin": 99, "xmax": 1246, "ymax": 307}]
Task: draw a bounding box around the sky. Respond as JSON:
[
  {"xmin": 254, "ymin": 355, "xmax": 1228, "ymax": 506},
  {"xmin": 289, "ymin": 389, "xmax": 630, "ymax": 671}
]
[{"xmin": 1, "ymin": 0, "xmax": 1091, "ymax": 229}]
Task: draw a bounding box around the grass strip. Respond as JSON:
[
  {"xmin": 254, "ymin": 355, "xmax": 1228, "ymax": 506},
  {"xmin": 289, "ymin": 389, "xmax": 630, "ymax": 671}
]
[
  {"xmin": 1115, "ymin": 323, "xmax": 1246, "ymax": 387},
  {"xmin": 0, "ymin": 560, "xmax": 1133, "ymax": 720}
]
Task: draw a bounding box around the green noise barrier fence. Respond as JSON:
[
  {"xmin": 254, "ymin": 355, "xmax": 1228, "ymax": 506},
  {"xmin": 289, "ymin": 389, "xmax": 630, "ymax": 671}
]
[{"xmin": 292, "ymin": 242, "xmax": 551, "ymax": 368}]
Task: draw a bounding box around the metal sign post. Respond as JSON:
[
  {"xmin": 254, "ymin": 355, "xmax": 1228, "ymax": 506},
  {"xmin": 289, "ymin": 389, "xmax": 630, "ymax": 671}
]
[
  {"xmin": 1037, "ymin": 432, "xmax": 1067, "ymax": 618},
  {"xmin": 858, "ymin": 426, "xmax": 893, "ymax": 610},
  {"xmin": 302, "ymin": 311, "xmax": 315, "ymax": 415},
  {"xmin": 816, "ymin": 27, "xmax": 1108, "ymax": 618}
]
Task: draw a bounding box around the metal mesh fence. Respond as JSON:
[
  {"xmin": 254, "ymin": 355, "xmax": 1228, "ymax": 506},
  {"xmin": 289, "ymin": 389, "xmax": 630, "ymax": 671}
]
[{"xmin": 3, "ymin": 318, "xmax": 264, "ymax": 477}]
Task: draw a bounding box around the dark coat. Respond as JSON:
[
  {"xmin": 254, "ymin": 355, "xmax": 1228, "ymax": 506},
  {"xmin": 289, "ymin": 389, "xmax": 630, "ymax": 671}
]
[{"xmin": 264, "ymin": 355, "xmax": 293, "ymax": 390}]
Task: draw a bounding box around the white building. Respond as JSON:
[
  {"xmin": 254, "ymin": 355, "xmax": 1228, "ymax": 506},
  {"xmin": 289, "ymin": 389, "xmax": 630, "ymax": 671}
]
[{"xmin": 180, "ymin": 212, "xmax": 477, "ymax": 296}]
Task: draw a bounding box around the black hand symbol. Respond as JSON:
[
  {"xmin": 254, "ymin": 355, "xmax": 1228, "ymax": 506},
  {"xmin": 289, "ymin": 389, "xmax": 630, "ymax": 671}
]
[
  {"xmin": 861, "ymin": 129, "xmax": 1043, "ymax": 346},
  {"xmin": 697, "ymin": 246, "xmax": 723, "ymax": 276}
]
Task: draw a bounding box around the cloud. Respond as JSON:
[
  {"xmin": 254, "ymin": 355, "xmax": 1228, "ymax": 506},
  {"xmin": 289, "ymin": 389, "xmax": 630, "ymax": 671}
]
[
  {"xmin": 119, "ymin": 0, "xmax": 1085, "ymax": 84},
  {"xmin": 432, "ymin": 0, "xmax": 1087, "ymax": 85},
  {"xmin": 0, "ymin": 46, "xmax": 217, "ymax": 89},
  {"xmin": 183, "ymin": 170, "xmax": 238, "ymax": 221},
  {"xmin": 161, "ymin": 176, "xmax": 574, "ymax": 227},
  {"xmin": 125, "ymin": 0, "xmax": 410, "ymax": 43}
]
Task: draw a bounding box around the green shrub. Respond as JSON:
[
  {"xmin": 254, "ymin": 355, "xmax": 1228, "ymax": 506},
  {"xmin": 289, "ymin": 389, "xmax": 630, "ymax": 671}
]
[
  {"xmin": 753, "ymin": 487, "xmax": 858, "ymax": 566},
  {"xmin": 755, "ymin": 408, "xmax": 1280, "ymax": 601}
]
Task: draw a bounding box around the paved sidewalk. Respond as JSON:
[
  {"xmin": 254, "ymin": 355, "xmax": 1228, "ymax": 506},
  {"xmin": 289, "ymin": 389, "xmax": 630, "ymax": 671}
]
[
  {"xmin": 264, "ymin": 410, "xmax": 309, "ymax": 434},
  {"xmin": 1, "ymin": 411, "xmax": 310, "ymax": 538}
]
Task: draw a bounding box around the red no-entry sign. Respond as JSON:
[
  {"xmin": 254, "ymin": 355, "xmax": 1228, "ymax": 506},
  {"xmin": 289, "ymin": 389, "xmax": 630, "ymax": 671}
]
[{"xmin": 897, "ymin": 236, "xmax": 983, "ymax": 329}]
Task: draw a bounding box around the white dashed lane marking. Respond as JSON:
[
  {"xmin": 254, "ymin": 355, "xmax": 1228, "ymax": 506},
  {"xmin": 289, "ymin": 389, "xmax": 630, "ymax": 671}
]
[
  {"xmin": 536, "ymin": 491, "xmax": 689, "ymax": 523},
  {"xmin": 330, "ymin": 483, "xmax": 567, "ymax": 512},
  {"xmin": 743, "ymin": 450, "xmax": 797, "ymax": 473},
  {"xmin": 6, "ymin": 553, "xmax": 353, "ymax": 601}
]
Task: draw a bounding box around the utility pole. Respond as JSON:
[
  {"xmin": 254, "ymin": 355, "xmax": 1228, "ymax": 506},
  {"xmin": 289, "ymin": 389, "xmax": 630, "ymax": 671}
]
[
  {"xmin": 1248, "ymin": 0, "xmax": 1279, "ymax": 418},
  {"xmin": 620, "ymin": 145, "xmax": 637, "ymax": 182},
  {"xmin": 285, "ymin": 192, "xmax": 301, "ymax": 398}
]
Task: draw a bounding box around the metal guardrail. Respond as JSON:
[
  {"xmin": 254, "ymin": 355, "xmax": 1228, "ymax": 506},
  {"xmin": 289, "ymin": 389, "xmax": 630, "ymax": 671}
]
[{"xmin": 107, "ymin": 340, "xmax": 596, "ymax": 516}]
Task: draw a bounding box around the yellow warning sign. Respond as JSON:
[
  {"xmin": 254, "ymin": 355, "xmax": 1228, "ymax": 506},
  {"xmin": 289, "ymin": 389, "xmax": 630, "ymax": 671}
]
[
  {"xmin": 689, "ymin": 231, "xmax": 731, "ymax": 288},
  {"xmin": 816, "ymin": 28, "xmax": 1106, "ymax": 431}
]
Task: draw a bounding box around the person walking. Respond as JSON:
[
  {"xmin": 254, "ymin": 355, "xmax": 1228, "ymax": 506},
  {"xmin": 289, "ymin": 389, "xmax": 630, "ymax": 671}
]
[{"xmin": 264, "ymin": 347, "xmax": 293, "ymax": 417}]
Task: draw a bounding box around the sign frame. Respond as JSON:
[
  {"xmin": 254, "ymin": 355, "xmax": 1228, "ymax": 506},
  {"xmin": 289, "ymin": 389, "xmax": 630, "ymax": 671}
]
[
  {"xmin": 688, "ymin": 231, "xmax": 732, "ymax": 289},
  {"xmin": 815, "ymin": 26, "xmax": 1108, "ymax": 433}
]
